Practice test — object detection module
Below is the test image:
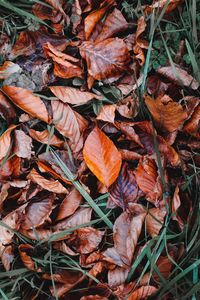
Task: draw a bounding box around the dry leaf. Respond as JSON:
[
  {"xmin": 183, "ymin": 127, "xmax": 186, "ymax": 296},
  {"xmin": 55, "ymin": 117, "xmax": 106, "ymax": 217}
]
[
  {"xmin": 108, "ymin": 267, "xmax": 129, "ymax": 287},
  {"xmin": 128, "ymin": 285, "xmax": 158, "ymax": 300},
  {"xmin": 2, "ymin": 86, "xmax": 49, "ymax": 123},
  {"xmin": 83, "ymin": 127, "xmax": 122, "ymax": 187},
  {"xmin": 183, "ymin": 105, "xmax": 200, "ymax": 139},
  {"xmin": 144, "ymin": 0, "xmax": 183, "ymax": 14},
  {"xmin": 108, "ymin": 163, "xmax": 138, "ymax": 210},
  {"xmin": 56, "ymin": 188, "xmax": 82, "ymax": 221},
  {"xmin": 0, "ymin": 125, "xmax": 16, "ymax": 160},
  {"xmin": 133, "ymin": 16, "xmax": 149, "ymax": 66},
  {"xmin": 80, "ymin": 38, "xmax": 130, "ymax": 83},
  {"xmin": 14, "ymin": 130, "xmax": 32, "ymax": 159},
  {"xmin": 29, "ymin": 129, "xmax": 64, "ymax": 147},
  {"xmin": 0, "ymin": 61, "xmax": 21, "ymax": 79},
  {"xmin": 27, "ymin": 168, "xmax": 68, "ymax": 194},
  {"xmin": 1, "ymin": 246, "xmax": 14, "ymax": 271},
  {"xmin": 50, "ymin": 86, "xmax": 102, "ymax": 104},
  {"xmin": 19, "ymin": 244, "xmax": 40, "ymax": 271},
  {"xmin": 97, "ymin": 104, "xmax": 116, "ymax": 123},
  {"xmin": 146, "ymin": 207, "xmax": 166, "ymax": 237},
  {"xmin": 0, "ymin": 91, "xmax": 16, "ymax": 124},
  {"xmin": 145, "ymin": 94, "xmax": 187, "ymax": 132}
]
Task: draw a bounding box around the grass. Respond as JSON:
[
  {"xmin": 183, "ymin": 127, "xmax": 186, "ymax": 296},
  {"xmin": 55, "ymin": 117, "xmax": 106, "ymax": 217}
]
[{"xmin": 0, "ymin": 0, "xmax": 200, "ymax": 299}]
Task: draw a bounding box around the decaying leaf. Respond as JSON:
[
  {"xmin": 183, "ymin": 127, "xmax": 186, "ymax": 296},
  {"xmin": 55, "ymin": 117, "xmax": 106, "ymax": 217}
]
[
  {"xmin": 146, "ymin": 207, "xmax": 166, "ymax": 237},
  {"xmin": 145, "ymin": 94, "xmax": 187, "ymax": 132},
  {"xmin": 133, "ymin": 16, "xmax": 149, "ymax": 66},
  {"xmin": 128, "ymin": 285, "xmax": 158, "ymax": 300},
  {"xmin": 29, "ymin": 129, "xmax": 64, "ymax": 147},
  {"xmin": 18, "ymin": 244, "xmax": 40, "ymax": 271},
  {"xmin": 0, "ymin": 61, "xmax": 21, "ymax": 79},
  {"xmin": 0, "ymin": 91, "xmax": 16, "ymax": 124},
  {"xmin": 83, "ymin": 127, "xmax": 122, "ymax": 187},
  {"xmin": 0, "ymin": 125, "xmax": 16, "ymax": 160},
  {"xmin": 96, "ymin": 104, "xmax": 116, "ymax": 123},
  {"xmin": 1, "ymin": 245, "xmax": 14, "ymax": 271},
  {"xmin": 50, "ymin": 86, "xmax": 102, "ymax": 104},
  {"xmin": 144, "ymin": 0, "xmax": 184, "ymax": 14},
  {"xmin": 2, "ymin": 86, "xmax": 49, "ymax": 123},
  {"xmin": 80, "ymin": 38, "xmax": 131, "ymax": 83},
  {"xmin": 14, "ymin": 130, "xmax": 32, "ymax": 159}
]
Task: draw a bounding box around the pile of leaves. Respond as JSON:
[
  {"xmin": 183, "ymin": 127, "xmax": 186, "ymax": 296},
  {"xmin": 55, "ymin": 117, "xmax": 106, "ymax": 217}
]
[{"xmin": 0, "ymin": 0, "xmax": 199, "ymax": 299}]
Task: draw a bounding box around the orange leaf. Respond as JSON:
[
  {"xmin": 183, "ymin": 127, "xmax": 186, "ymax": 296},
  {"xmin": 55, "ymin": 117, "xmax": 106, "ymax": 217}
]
[
  {"xmin": 2, "ymin": 86, "xmax": 49, "ymax": 123},
  {"xmin": 80, "ymin": 38, "xmax": 130, "ymax": 83},
  {"xmin": 146, "ymin": 207, "xmax": 166, "ymax": 237},
  {"xmin": 14, "ymin": 129, "xmax": 32, "ymax": 159},
  {"xmin": 145, "ymin": 94, "xmax": 187, "ymax": 132},
  {"xmin": 56, "ymin": 188, "xmax": 82, "ymax": 221},
  {"xmin": 0, "ymin": 61, "xmax": 21, "ymax": 79},
  {"xmin": 0, "ymin": 125, "xmax": 16, "ymax": 160},
  {"xmin": 50, "ymin": 86, "xmax": 102, "ymax": 104},
  {"xmin": 27, "ymin": 168, "xmax": 68, "ymax": 194},
  {"xmin": 144, "ymin": 0, "xmax": 183, "ymax": 14},
  {"xmin": 18, "ymin": 244, "xmax": 40, "ymax": 271},
  {"xmin": 183, "ymin": 105, "xmax": 200, "ymax": 139},
  {"xmin": 96, "ymin": 104, "xmax": 116, "ymax": 123},
  {"xmin": 0, "ymin": 91, "xmax": 16, "ymax": 124},
  {"xmin": 29, "ymin": 129, "xmax": 64, "ymax": 147},
  {"xmin": 83, "ymin": 127, "xmax": 122, "ymax": 187},
  {"xmin": 135, "ymin": 156, "xmax": 162, "ymax": 205},
  {"xmin": 128, "ymin": 285, "xmax": 158, "ymax": 300}
]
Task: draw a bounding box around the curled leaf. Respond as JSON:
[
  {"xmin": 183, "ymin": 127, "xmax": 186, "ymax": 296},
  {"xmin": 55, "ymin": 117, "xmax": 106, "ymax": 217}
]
[
  {"xmin": 83, "ymin": 127, "xmax": 122, "ymax": 187},
  {"xmin": 2, "ymin": 86, "xmax": 49, "ymax": 123},
  {"xmin": 29, "ymin": 129, "xmax": 64, "ymax": 147},
  {"xmin": 0, "ymin": 125, "xmax": 16, "ymax": 160},
  {"xmin": 97, "ymin": 104, "xmax": 116, "ymax": 123},
  {"xmin": 18, "ymin": 244, "xmax": 40, "ymax": 271},
  {"xmin": 0, "ymin": 91, "xmax": 16, "ymax": 124},
  {"xmin": 128, "ymin": 285, "xmax": 158, "ymax": 300},
  {"xmin": 146, "ymin": 207, "xmax": 166, "ymax": 238}
]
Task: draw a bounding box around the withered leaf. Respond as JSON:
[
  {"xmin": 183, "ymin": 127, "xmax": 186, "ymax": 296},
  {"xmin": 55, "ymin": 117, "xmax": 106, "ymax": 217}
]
[
  {"xmin": 56, "ymin": 188, "xmax": 82, "ymax": 221},
  {"xmin": 108, "ymin": 163, "xmax": 138, "ymax": 210},
  {"xmin": 1, "ymin": 246, "xmax": 14, "ymax": 271},
  {"xmin": 0, "ymin": 125, "xmax": 16, "ymax": 160},
  {"xmin": 0, "ymin": 61, "xmax": 21, "ymax": 79},
  {"xmin": 128, "ymin": 286, "xmax": 158, "ymax": 300},
  {"xmin": 0, "ymin": 91, "xmax": 16, "ymax": 124},
  {"xmin": 80, "ymin": 38, "xmax": 131, "ymax": 83},
  {"xmin": 18, "ymin": 244, "xmax": 40, "ymax": 271},
  {"xmin": 144, "ymin": 0, "xmax": 184, "ymax": 14},
  {"xmin": 27, "ymin": 168, "xmax": 68, "ymax": 194},
  {"xmin": 14, "ymin": 129, "xmax": 32, "ymax": 159},
  {"xmin": 108, "ymin": 267, "xmax": 129, "ymax": 287},
  {"xmin": 96, "ymin": 104, "xmax": 116, "ymax": 123},
  {"xmin": 145, "ymin": 94, "xmax": 187, "ymax": 132},
  {"xmin": 146, "ymin": 207, "xmax": 166, "ymax": 238},
  {"xmin": 21, "ymin": 197, "xmax": 53, "ymax": 230},
  {"xmin": 183, "ymin": 105, "xmax": 200, "ymax": 139},
  {"xmin": 29, "ymin": 129, "xmax": 64, "ymax": 147},
  {"xmin": 2, "ymin": 86, "xmax": 49, "ymax": 123},
  {"xmin": 50, "ymin": 86, "xmax": 102, "ymax": 105},
  {"xmin": 83, "ymin": 127, "xmax": 122, "ymax": 187}
]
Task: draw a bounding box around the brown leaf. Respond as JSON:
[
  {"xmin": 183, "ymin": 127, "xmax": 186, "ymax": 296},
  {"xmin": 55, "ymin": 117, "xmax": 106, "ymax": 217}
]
[
  {"xmin": 83, "ymin": 127, "xmax": 122, "ymax": 187},
  {"xmin": 2, "ymin": 86, "xmax": 49, "ymax": 123},
  {"xmin": 116, "ymin": 95, "xmax": 139, "ymax": 119},
  {"xmin": 0, "ymin": 91, "xmax": 16, "ymax": 124},
  {"xmin": 29, "ymin": 129, "xmax": 64, "ymax": 147},
  {"xmin": 1, "ymin": 245, "xmax": 14, "ymax": 271},
  {"xmin": 45, "ymin": 0, "xmax": 68, "ymax": 21},
  {"xmin": 102, "ymin": 247, "xmax": 126, "ymax": 267},
  {"xmin": 116, "ymin": 122, "xmax": 144, "ymax": 148},
  {"xmin": 54, "ymin": 207, "xmax": 92, "ymax": 231},
  {"xmin": 8, "ymin": 31, "xmax": 36, "ymax": 59},
  {"xmin": 0, "ymin": 61, "xmax": 21, "ymax": 79},
  {"xmin": 119, "ymin": 150, "xmax": 142, "ymax": 161},
  {"xmin": 0, "ymin": 125, "xmax": 16, "ymax": 160},
  {"xmin": 18, "ymin": 244, "xmax": 40, "ymax": 271},
  {"xmin": 67, "ymin": 227, "xmax": 104, "ymax": 254},
  {"xmin": 108, "ymin": 163, "xmax": 138, "ymax": 210},
  {"xmin": 113, "ymin": 211, "xmax": 145, "ymax": 266},
  {"xmin": 81, "ymin": 296, "xmax": 108, "ymax": 300},
  {"xmin": 52, "ymin": 100, "xmax": 83, "ymax": 150},
  {"xmin": 146, "ymin": 207, "xmax": 166, "ymax": 238},
  {"xmin": 95, "ymin": 8, "xmax": 128, "ymax": 42},
  {"xmin": 183, "ymin": 105, "xmax": 200, "ymax": 139},
  {"xmin": 19, "ymin": 228, "xmax": 52, "ymax": 241},
  {"xmin": 50, "ymin": 86, "xmax": 102, "ymax": 104},
  {"xmin": 27, "ymin": 168, "xmax": 68, "ymax": 194},
  {"xmin": 145, "ymin": 94, "xmax": 187, "ymax": 132},
  {"xmin": 108, "ymin": 267, "xmax": 129, "ymax": 287},
  {"xmin": 128, "ymin": 285, "xmax": 158, "ymax": 300},
  {"xmin": 32, "ymin": 3, "xmax": 63, "ymax": 23},
  {"xmin": 84, "ymin": 0, "xmax": 115, "ymax": 40},
  {"xmin": 21, "ymin": 197, "xmax": 53, "ymax": 230},
  {"xmin": 135, "ymin": 156, "xmax": 162, "ymax": 205},
  {"xmin": 157, "ymin": 66, "xmax": 199, "ymax": 90},
  {"xmin": 144, "ymin": 0, "xmax": 184, "ymax": 14},
  {"xmin": 44, "ymin": 42, "xmax": 83, "ymax": 79},
  {"xmin": 80, "ymin": 38, "xmax": 131, "ymax": 83},
  {"xmin": 96, "ymin": 104, "xmax": 116, "ymax": 123},
  {"xmin": 56, "ymin": 187, "xmax": 82, "ymax": 221},
  {"xmin": 14, "ymin": 130, "xmax": 32, "ymax": 159},
  {"xmin": 133, "ymin": 16, "xmax": 149, "ymax": 66}
]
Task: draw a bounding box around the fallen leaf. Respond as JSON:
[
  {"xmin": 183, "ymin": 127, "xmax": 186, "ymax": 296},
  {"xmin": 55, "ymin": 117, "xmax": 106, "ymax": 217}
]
[
  {"xmin": 29, "ymin": 129, "xmax": 64, "ymax": 147},
  {"xmin": 2, "ymin": 86, "xmax": 49, "ymax": 123},
  {"xmin": 0, "ymin": 125, "xmax": 16, "ymax": 160},
  {"xmin": 133, "ymin": 16, "xmax": 149, "ymax": 66},
  {"xmin": 95, "ymin": 8, "xmax": 128, "ymax": 42},
  {"xmin": 0, "ymin": 91, "xmax": 16, "ymax": 124},
  {"xmin": 183, "ymin": 105, "xmax": 200, "ymax": 139},
  {"xmin": 45, "ymin": 0, "xmax": 68, "ymax": 21},
  {"xmin": 108, "ymin": 267, "xmax": 129, "ymax": 287},
  {"xmin": 21, "ymin": 197, "xmax": 54, "ymax": 230},
  {"xmin": 96, "ymin": 104, "xmax": 116, "ymax": 123},
  {"xmin": 116, "ymin": 95, "xmax": 139, "ymax": 119},
  {"xmin": 102, "ymin": 247, "xmax": 126, "ymax": 267},
  {"xmin": 27, "ymin": 168, "xmax": 68, "ymax": 194},
  {"xmin": 18, "ymin": 244, "xmax": 40, "ymax": 271},
  {"xmin": 113, "ymin": 211, "xmax": 145, "ymax": 266},
  {"xmin": 54, "ymin": 208, "xmax": 92, "ymax": 231},
  {"xmin": 14, "ymin": 130, "xmax": 32, "ymax": 159},
  {"xmin": 83, "ymin": 127, "xmax": 122, "ymax": 187},
  {"xmin": 128, "ymin": 285, "xmax": 158, "ymax": 300},
  {"xmin": 80, "ymin": 38, "xmax": 131, "ymax": 83},
  {"xmin": 1, "ymin": 245, "xmax": 14, "ymax": 271},
  {"xmin": 144, "ymin": 0, "xmax": 184, "ymax": 14},
  {"xmin": 56, "ymin": 188, "xmax": 82, "ymax": 221},
  {"xmin": 145, "ymin": 94, "xmax": 187, "ymax": 132},
  {"xmin": 119, "ymin": 150, "xmax": 142, "ymax": 161},
  {"xmin": 146, "ymin": 207, "xmax": 166, "ymax": 237},
  {"xmin": 108, "ymin": 163, "xmax": 138, "ymax": 210},
  {"xmin": 81, "ymin": 296, "xmax": 108, "ymax": 300},
  {"xmin": 157, "ymin": 66, "xmax": 199, "ymax": 90},
  {"xmin": 0, "ymin": 61, "xmax": 21, "ymax": 79},
  {"xmin": 67, "ymin": 227, "xmax": 104, "ymax": 254},
  {"xmin": 135, "ymin": 156, "xmax": 162, "ymax": 205},
  {"xmin": 50, "ymin": 86, "xmax": 102, "ymax": 104}
]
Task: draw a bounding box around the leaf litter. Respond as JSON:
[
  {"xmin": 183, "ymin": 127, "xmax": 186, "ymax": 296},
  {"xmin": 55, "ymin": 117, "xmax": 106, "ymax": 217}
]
[{"xmin": 0, "ymin": 0, "xmax": 199, "ymax": 299}]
